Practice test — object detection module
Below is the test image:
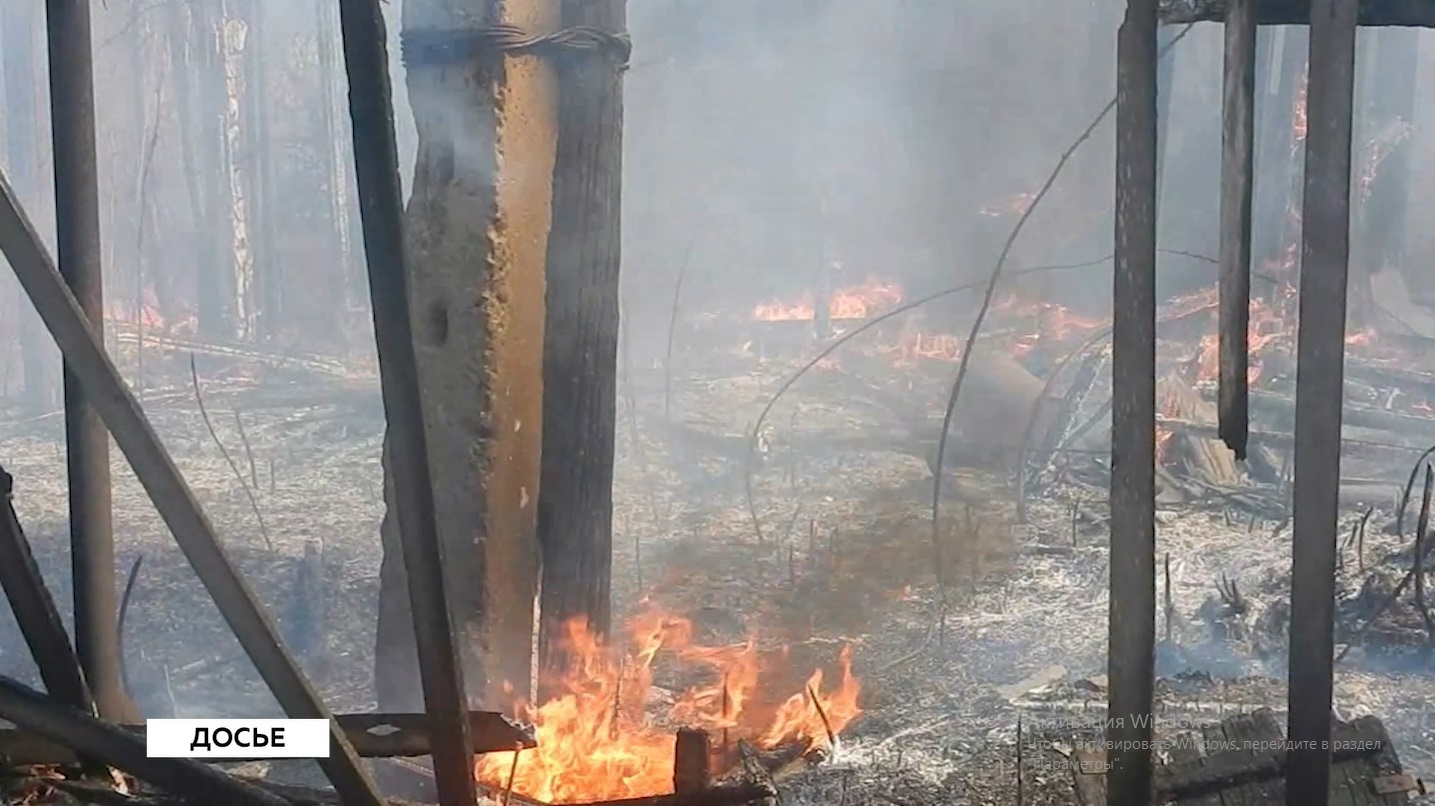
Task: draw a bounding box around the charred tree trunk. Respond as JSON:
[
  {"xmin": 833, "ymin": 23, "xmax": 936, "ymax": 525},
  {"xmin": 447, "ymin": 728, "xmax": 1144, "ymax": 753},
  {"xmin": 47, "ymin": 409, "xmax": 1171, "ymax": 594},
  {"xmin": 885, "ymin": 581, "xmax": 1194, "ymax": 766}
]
[
  {"xmin": 2, "ymin": 1, "xmax": 59, "ymax": 413},
  {"xmin": 535, "ymin": 0, "xmax": 625, "ymax": 682},
  {"xmin": 375, "ymin": 0, "xmax": 556, "ymax": 711}
]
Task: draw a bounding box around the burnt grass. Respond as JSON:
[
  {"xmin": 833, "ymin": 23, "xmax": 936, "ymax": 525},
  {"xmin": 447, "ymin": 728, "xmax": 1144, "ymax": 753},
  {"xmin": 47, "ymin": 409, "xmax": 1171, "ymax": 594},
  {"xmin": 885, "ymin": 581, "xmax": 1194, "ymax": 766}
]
[{"xmin": 2, "ymin": 349, "xmax": 1435, "ymax": 805}]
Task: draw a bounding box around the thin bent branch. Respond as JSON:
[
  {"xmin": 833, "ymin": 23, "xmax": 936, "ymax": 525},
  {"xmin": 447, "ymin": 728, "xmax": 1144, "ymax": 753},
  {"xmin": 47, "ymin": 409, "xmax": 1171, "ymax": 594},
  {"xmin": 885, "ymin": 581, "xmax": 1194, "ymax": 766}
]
[{"xmin": 189, "ymin": 355, "xmax": 271, "ymax": 550}]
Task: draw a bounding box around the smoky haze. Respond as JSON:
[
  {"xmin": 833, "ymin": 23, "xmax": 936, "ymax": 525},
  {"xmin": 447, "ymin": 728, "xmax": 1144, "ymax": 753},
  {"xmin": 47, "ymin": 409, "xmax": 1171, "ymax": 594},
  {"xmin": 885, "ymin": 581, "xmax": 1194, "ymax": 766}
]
[{"xmin": 3, "ymin": 3, "xmax": 1435, "ymax": 799}]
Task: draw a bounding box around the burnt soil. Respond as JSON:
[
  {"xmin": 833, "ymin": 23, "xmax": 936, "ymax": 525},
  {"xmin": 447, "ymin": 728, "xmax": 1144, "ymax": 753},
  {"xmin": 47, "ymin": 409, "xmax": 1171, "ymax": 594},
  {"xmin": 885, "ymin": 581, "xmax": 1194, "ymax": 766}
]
[{"xmin": 2, "ymin": 338, "xmax": 1435, "ymax": 805}]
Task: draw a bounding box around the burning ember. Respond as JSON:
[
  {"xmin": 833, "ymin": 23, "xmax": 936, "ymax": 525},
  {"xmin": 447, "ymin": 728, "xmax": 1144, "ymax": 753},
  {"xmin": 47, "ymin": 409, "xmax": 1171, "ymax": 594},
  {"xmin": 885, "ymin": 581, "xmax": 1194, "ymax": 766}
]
[
  {"xmin": 474, "ymin": 608, "xmax": 860, "ymax": 803},
  {"xmin": 751, "ymin": 277, "xmax": 903, "ymax": 322}
]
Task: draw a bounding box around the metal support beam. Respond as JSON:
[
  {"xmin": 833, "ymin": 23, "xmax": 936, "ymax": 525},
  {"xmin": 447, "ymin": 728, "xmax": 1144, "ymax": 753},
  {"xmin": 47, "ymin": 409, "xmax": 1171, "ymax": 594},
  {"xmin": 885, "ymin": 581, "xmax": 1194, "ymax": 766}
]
[
  {"xmin": 335, "ymin": 2, "xmax": 478, "ymax": 805},
  {"xmin": 0, "ymin": 466, "xmax": 92, "ymax": 711},
  {"xmin": 1218, "ymin": 0, "xmax": 1256, "ymax": 459},
  {"xmin": 43, "ymin": 0, "xmax": 131, "ymax": 723},
  {"xmin": 0, "ymin": 170, "xmax": 385, "ymax": 806},
  {"xmin": 1107, "ymin": 1, "xmax": 1160, "ymax": 804},
  {"xmin": 1286, "ymin": 0, "xmax": 1358, "ymax": 802}
]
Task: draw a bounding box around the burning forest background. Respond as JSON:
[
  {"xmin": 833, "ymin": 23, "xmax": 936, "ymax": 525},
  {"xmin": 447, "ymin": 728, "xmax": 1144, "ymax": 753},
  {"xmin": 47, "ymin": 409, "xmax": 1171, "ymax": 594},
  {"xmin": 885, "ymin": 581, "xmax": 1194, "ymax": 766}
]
[{"xmin": 3, "ymin": 1, "xmax": 1435, "ymax": 804}]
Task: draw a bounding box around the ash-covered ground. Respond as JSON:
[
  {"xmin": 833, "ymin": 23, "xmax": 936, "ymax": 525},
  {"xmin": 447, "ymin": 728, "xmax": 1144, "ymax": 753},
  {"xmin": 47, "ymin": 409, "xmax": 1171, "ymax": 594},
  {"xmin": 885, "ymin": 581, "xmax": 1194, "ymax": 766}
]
[{"xmin": 1, "ymin": 339, "xmax": 1434, "ymax": 805}]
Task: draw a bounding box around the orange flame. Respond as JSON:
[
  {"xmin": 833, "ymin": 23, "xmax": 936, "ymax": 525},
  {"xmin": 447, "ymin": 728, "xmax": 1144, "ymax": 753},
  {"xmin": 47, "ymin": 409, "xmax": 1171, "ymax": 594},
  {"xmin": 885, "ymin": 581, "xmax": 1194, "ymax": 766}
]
[
  {"xmin": 881, "ymin": 331, "xmax": 962, "ymax": 364},
  {"xmin": 1345, "ymin": 328, "xmax": 1375, "ymax": 347},
  {"xmin": 103, "ymin": 300, "xmax": 166, "ymax": 331},
  {"xmin": 1006, "ymin": 300, "xmax": 1105, "ymax": 355},
  {"xmin": 474, "ymin": 610, "xmax": 860, "ymax": 803},
  {"xmin": 1191, "ymin": 299, "xmax": 1286, "ymax": 385},
  {"xmin": 751, "ymin": 278, "xmax": 903, "ymax": 322},
  {"xmin": 1292, "ymin": 72, "xmax": 1308, "ymax": 144}
]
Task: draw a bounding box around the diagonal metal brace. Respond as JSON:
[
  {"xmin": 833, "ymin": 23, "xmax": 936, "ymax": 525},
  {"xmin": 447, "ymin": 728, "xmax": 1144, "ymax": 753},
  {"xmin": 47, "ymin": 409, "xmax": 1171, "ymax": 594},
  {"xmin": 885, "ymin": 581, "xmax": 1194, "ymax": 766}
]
[
  {"xmin": 0, "ymin": 465, "xmax": 93, "ymax": 712},
  {"xmin": 338, "ymin": 0, "xmax": 479, "ymax": 803},
  {"xmin": 0, "ymin": 169, "xmax": 385, "ymax": 806}
]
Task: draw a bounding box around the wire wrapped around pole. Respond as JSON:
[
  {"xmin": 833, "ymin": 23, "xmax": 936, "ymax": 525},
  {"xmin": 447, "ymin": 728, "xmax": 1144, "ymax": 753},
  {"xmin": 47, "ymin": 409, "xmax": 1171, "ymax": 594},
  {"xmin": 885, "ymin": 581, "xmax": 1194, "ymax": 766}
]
[{"xmin": 401, "ymin": 24, "xmax": 632, "ymax": 69}]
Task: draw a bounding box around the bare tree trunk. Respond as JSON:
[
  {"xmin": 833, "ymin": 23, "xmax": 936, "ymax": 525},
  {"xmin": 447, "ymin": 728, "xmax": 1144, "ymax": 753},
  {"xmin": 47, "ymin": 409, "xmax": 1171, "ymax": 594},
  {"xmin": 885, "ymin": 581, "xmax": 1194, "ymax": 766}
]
[
  {"xmin": 375, "ymin": 0, "xmax": 557, "ymax": 711},
  {"xmin": 315, "ymin": 0, "xmax": 360, "ymax": 310},
  {"xmin": 177, "ymin": 2, "xmax": 230, "ymax": 337},
  {"xmin": 1254, "ymin": 27, "xmax": 1307, "ymax": 293},
  {"xmin": 535, "ymin": 0, "xmax": 624, "ymax": 682},
  {"xmin": 2, "ymin": 0, "xmax": 59, "ymax": 412},
  {"xmin": 241, "ymin": 0, "xmax": 280, "ymax": 339},
  {"xmin": 218, "ymin": 0, "xmax": 255, "ymax": 341},
  {"xmin": 1354, "ymin": 28, "xmax": 1417, "ymax": 311}
]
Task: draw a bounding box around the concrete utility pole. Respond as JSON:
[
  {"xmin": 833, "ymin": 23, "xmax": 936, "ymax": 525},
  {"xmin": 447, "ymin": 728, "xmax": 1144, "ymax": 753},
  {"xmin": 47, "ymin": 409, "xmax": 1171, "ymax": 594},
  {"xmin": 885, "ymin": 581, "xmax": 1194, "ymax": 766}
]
[{"xmin": 375, "ymin": 0, "xmax": 558, "ymax": 711}]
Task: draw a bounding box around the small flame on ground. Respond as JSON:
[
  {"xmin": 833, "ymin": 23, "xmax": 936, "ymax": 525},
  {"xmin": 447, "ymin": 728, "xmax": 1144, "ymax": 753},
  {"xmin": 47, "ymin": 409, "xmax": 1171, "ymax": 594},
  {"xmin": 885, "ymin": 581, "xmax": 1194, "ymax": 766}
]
[
  {"xmin": 881, "ymin": 331, "xmax": 962, "ymax": 364},
  {"xmin": 104, "ymin": 298, "xmax": 174, "ymax": 332},
  {"xmin": 1189, "ymin": 298, "xmax": 1288, "ymax": 386},
  {"xmin": 751, "ymin": 278, "xmax": 903, "ymax": 322},
  {"xmin": 1004, "ymin": 298, "xmax": 1104, "ymax": 355},
  {"xmin": 474, "ymin": 609, "xmax": 860, "ymax": 803}
]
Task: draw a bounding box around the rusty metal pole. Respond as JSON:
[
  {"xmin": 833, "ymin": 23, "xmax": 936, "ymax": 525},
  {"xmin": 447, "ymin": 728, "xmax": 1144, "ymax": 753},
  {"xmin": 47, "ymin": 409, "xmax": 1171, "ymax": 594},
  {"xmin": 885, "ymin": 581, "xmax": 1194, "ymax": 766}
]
[
  {"xmin": 43, "ymin": 0, "xmax": 134, "ymax": 722},
  {"xmin": 1107, "ymin": 0, "xmax": 1159, "ymax": 803},
  {"xmin": 335, "ymin": 2, "xmax": 477, "ymax": 804},
  {"xmin": 1286, "ymin": 0, "xmax": 1358, "ymax": 803}
]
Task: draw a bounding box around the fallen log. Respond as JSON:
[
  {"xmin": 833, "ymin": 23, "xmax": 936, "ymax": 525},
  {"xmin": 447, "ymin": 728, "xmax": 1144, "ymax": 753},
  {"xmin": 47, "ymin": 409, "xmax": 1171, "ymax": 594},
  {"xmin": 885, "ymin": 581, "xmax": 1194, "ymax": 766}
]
[
  {"xmin": 1157, "ymin": 415, "xmax": 1429, "ymax": 454},
  {"xmin": 657, "ymin": 346, "xmax": 1071, "ymax": 477},
  {"xmin": 1203, "ymin": 387, "xmax": 1435, "ymax": 443}
]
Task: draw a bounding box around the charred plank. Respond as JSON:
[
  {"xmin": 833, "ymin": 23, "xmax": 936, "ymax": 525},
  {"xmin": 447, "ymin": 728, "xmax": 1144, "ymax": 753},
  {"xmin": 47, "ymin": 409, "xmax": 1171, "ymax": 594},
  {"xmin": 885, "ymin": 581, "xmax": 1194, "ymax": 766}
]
[
  {"xmin": 1218, "ymin": 0, "xmax": 1256, "ymax": 459},
  {"xmin": 1286, "ymin": 0, "xmax": 1359, "ymax": 802}
]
